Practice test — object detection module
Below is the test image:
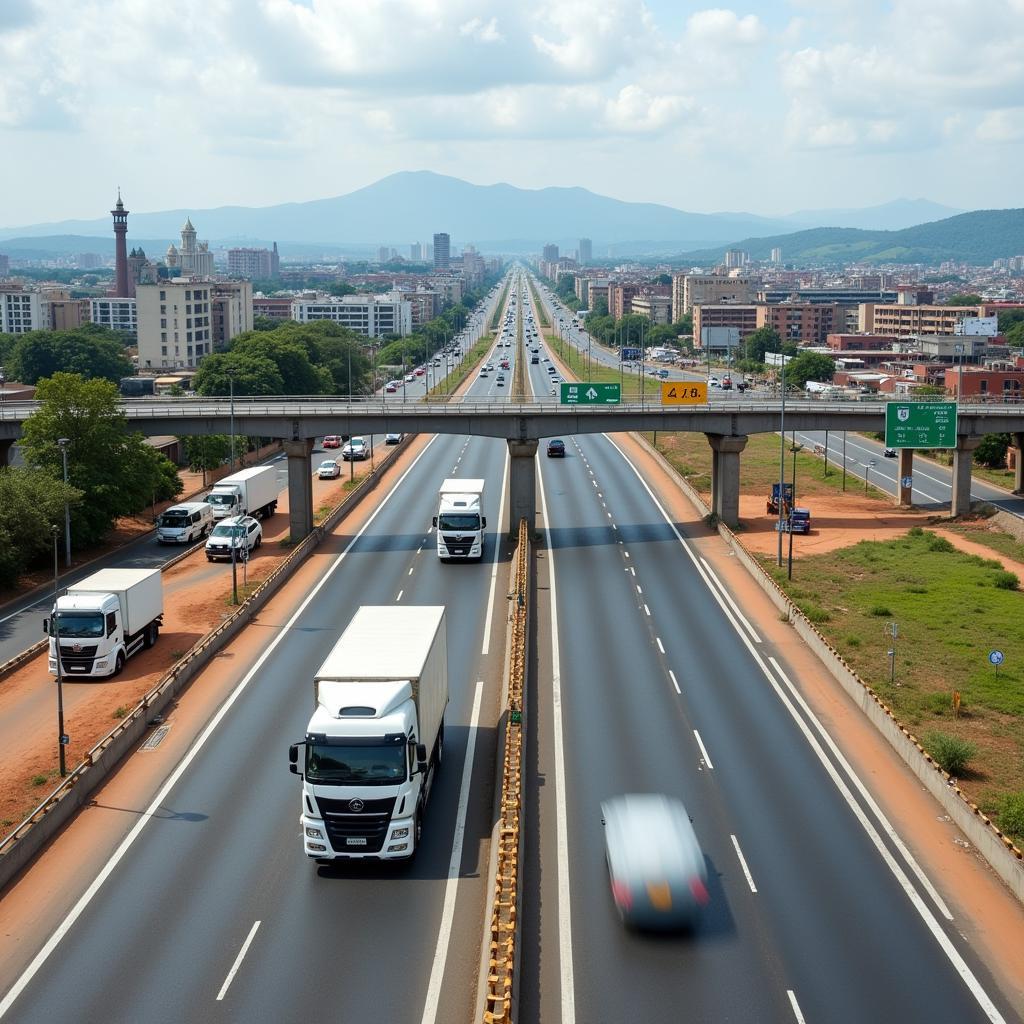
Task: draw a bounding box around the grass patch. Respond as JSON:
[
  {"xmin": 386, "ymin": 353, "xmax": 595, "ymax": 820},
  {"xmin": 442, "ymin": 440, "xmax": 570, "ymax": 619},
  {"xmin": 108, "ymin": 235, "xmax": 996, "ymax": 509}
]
[
  {"xmin": 548, "ymin": 334, "xmax": 663, "ymax": 399},
  {"xmin": 944, "ymin": 523, "xmax": 1024, "ymax": 565},
  {"xmin": 759, "ymin": 527, "xmax": 1024, "ymax": 803},
  {"xmin": 112, "ymin": 705, "xmax": 129, "ymax": 720},
  {"xmin": 31, "ymin": 774, "xmax": 48, "ymax": 787}
]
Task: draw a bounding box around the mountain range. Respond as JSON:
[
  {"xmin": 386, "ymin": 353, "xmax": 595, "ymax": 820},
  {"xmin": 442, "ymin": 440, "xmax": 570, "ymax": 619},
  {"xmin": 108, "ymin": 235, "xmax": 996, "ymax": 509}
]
[{"xmin": 0, "ymin": 171, "xmax": 965, "ymax": 259}]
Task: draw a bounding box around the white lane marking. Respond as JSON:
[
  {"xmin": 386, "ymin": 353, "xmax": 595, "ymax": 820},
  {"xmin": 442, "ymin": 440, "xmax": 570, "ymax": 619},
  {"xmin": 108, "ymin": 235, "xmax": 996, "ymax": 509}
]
[
  {"xmin": 0, "ymin": 435, "xmax": 441, "ymax": 1023},
  {"xmin": 629, "ymin": 567, "xmax": 635, "ymax": 576},
  {"xmin": 396, "ymin": 590, "xmax": 404, "ymax": 602},
  {"xmin": 481, "ymin": 447, "xmax": 511, "ymax": 656},
  {"xmin": 636, "ymin": 585, "xmax": 643, "ymax": 595},
  {"xmin": 408, "ymin": 566, "xmax": 415, "ymax": 576},
  {"xmin": 669, "ymin": 670, "xmax": 681, "ymax": 694},
  {"xmin": 604, "ymin": 435, "xmax": 1004, "ymax": 1021},
  {"xmin": 537, "ymin": 462, "xmax": 575, "ymax": 1024},
  {"xmin": 216, "ymin": 920, "xmax": 261, "ymax": 1001},
  {"xmin": 693, "ymin": 729, "xmax": 715, "ymax": 770},
  {"xmin": 656, "ymin": 637, "xmax": 665, "ymax": 654},
  {"xmin": 731, "ymin": 835, "xmax": 758, "ymax": 893},
  {"xmin": 623, "ymin": 551, "xmax": 630, "ymax": 558},
  {"xmin": 787, "ymin": 991, "xmax": 806, "ymax": 1024},
  {"xmin": 419, "ymin": 680, "xmax": 484, "ymax": 1024},
  {"xmin": 698, "ymin": 557, "xmax": 761, "ymax": 644},
  {"xmin": 643, "ymin": 604, "xmax": 650, "ymax": 616},
  {"xmin": 417, "ymin": 545, "xmax": 423, "ymax": 555},
  {"xmin": 768, "ymin": 657, "xmax": 952, "ymax": 922}
]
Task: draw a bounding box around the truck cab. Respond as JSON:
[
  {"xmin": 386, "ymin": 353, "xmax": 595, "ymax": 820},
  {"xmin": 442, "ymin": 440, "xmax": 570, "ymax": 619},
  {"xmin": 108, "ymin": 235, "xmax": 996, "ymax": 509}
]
[{"xmin": 433, "ymin": 479, "xmax": 486, "ymax": 561}]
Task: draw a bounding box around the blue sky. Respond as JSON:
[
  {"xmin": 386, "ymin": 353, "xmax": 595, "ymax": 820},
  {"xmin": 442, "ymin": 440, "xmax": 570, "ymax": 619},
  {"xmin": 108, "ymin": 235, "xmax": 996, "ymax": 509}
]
[{"xmin": 1, "ymin": 0, "xmax": 1023, "ymax": 225}]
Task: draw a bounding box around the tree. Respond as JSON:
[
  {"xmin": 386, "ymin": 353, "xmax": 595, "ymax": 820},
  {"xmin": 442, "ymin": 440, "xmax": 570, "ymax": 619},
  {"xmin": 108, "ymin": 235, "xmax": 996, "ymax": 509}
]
[
  {"xmin": 787, "ymin": 352, "xmax": 837, "ymax": 389},
  {"xmin": 592, "ymin": 296, "xmax": 609, "ymax": 318},
  {"xmin": 0, "ymin": 468, "xmax": 82, "ymax": 587},
  {"xmin": 946, "ymin": 294, "xmax": 983, "ymax": 306},
  {"xmin": 193, "ymin": 351, "xmax": 285, "ymax": 396},
  {"xmin": 11, "ymin": 323, "xmax": 133, "ymax": 384},
  {"xmin": 20, "ymin": 373, "xmax": 182, "ymax": 546},
  {"xmin": 1006, "ymin": 321, "xmax": 1024, "ymax": 348},
  {"xmin": 743, "ymin": 326, "xmax": 782, "ymax": 363},
  {"xmin": 655, "ymin": 273, "xmax": 672, "ymax": 286},
  {"xmin": 252, "ymin": 314, "xmax": 279, "ymax": 332},
  {"xmin": 674, "ymin": 313, "xmax": 693, "ymax": 335},
  {"xmin": 974, "ymin": 433, "xmax": 1011, "ymax": 468}
]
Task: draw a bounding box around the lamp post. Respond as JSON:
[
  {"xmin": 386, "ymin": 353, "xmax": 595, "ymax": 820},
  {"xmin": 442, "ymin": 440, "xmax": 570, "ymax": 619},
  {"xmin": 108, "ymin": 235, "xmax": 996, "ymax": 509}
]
[
  {"xmin": 51, "ymin": 526, "xmax": 67, "ymax": 777},
  {"xmin": 226, "ymin": 366, "xmax": 238, "ymax": 470},
  {"xmin": 57, "ymin": 437, "xmax": 71, "ymax": 568},
  {"xmin": 954, "ymin": 342, "xmax": 965, "ymax": 406},
  {"xmin": 777, "ymin": 351, "xmax": 787, "ymax": 566},
  {"xmin": 788, "ymin": 441, "xmax": 803, "ymax": 580}
]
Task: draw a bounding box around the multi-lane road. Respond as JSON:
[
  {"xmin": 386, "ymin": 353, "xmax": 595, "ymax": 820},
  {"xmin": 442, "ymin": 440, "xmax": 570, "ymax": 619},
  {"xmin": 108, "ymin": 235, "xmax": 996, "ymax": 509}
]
[{"xmin": 0, "ymin": 270, "xmax": 1021, "ymax": 1023}]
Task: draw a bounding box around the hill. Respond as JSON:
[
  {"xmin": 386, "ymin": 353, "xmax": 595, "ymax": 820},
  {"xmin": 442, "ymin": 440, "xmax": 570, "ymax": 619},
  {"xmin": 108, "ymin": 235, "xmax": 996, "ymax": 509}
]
[{"xmin": 680, "ymin": 208, "xmax": 1024, "ymax": 266}]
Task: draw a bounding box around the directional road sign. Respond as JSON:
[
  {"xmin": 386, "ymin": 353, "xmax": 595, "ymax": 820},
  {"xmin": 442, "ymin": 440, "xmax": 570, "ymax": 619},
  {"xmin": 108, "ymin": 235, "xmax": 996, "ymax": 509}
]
[
  {"xmin": 885, "ymin": 401, "xmax": 957, "ymax": 449},
  {"xmin": 661, "ymin": 381, "xmax": 708, "ymax": 405},
  {"xmin": 560, "ymin": 382, "xmax": 621, "ymax": 405}
]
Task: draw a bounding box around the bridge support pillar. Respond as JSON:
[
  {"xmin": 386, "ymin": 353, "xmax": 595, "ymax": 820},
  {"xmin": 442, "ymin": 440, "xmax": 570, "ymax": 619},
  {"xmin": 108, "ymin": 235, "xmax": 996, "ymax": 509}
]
[
  {"xmin": 897, "ymin": 448, "xmax": 914, "ymax": 507},
  {"xmin": 706, "ymin": 434, "xmax": 748, "ymax": 528},
  {"xmin": 0, "ymin": 439, "xmax": 13, "ymax": 467},
  {"xmin": 285, "ymin": 438, "xmax": 315, "ymax": 542},
  {"xmin": 507, "ymin": 439, "xmax": 538, "ymax": 536},
  {"xmin": 951, "ymin": 435, "xmax": 981, "ymax": 518},
  {"xmin": 1013, "ymin": 433, "xmax": 1024, "ymax": 495}
]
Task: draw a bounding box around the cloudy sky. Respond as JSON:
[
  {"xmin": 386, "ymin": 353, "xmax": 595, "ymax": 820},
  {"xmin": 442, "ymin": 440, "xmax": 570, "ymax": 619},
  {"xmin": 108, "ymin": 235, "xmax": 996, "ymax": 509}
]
[{"xmin": 2, "ymin": 0, "xmax": 1023, "ymax": 224}]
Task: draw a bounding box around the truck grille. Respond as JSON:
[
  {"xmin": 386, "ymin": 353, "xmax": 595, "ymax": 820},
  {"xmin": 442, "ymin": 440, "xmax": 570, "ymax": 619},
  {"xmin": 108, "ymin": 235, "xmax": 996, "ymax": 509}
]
[
  {"xmin": 59, "ymin": 644, "xmax": 98, "ymax": 673},
  {"xmin": 315, "ymin": 795, "xmax": 397, "ymax": 854},
  {"xmin": 442, "ymin": 534, "xmax": 471, "ymax": 556}
]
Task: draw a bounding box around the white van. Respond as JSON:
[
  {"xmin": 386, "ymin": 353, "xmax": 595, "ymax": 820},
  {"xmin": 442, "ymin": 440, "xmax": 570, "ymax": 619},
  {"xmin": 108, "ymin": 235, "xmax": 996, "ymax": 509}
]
[{"xmin": 156, "ymin": 501, "xmax": 214, "ymax": 544}]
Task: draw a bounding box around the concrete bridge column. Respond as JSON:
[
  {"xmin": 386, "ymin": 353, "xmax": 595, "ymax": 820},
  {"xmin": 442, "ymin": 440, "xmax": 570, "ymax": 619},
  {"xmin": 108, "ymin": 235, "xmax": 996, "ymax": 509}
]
[
  {"xmin": 706, "ymin": 434, "xmax": 748, "ymax": 528},
  {"xmin": 897, "ymin": 448, "xmax": 914, "ymax": 508},
  {"xmin": 0, "ymin": 439, "xmax": 13, "ymax": 467},
  {"xmin": 1013, "ymin": 433, "xmax": 1024, "ymax": 495},
  {"xmin": 507, "ymin": 439, "xmax": 538, "ymax": 536},
  {"xmin": 951, "ymin": 435, "xmax": 981, "ymax": 518},
  {"xmin": 284, "ymin": 438, "xmax": 315, "ymax": 542}
]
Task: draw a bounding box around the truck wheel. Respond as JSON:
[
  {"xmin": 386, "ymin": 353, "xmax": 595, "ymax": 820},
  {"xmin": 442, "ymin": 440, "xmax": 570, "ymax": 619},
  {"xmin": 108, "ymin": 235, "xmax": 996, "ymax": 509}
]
[
  {"xmin": 144, "ymin": 621, "xmax": 159, "ymax": 649},
  {"xmin": 413, "ymin": 810, "xmax": 422, "ymax": 850},
  {"xmin": 114, "ymin": 651, "xmax": 125, "ymax": 676},
  {"xmin": 436, "ymin": 723, "xmax": 444, "ymax": 766}
]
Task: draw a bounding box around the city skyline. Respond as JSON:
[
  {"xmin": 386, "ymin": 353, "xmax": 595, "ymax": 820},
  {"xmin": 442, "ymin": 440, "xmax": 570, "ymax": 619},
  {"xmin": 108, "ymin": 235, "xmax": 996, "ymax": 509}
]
[{"xmin": 2, "ymin": 0, "xmax": 1023, "ymax": 224}]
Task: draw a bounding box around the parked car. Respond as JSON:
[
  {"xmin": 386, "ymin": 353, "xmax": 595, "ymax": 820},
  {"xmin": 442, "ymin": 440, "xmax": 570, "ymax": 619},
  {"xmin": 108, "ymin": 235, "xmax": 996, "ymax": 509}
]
[
  {"xmin": 385, "ymin": 432, "xmax": 403, "ymax": 445},
  {"xmin": 205, "ymin": 515, "xmax": 262, "ymax": 562},
  {"xmin": 323, "ymin": 435, "xmax": 342, "ymax": 449},
  {"xmin": 547, "ymin": 439, "xmax": 566, "ymax": 457},
  {"xmin": 342, "ymin": 437, "xmax": 370, "ymax": 461},
  {"xmin": 318, "ymin": 459, "xmax": 341, "ymax": 479},
  {"xmin": 384, "ymin": 382, "xmax": 398, "ymax": 393},
  {"xmin": 601, "ymin": 794, "xmax": 709, "ymax": 931}
]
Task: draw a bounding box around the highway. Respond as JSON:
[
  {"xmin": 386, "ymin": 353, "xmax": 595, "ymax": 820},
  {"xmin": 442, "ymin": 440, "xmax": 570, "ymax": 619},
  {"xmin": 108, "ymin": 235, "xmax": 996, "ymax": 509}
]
[
  {"xmin": 0, "ymin": 276, "xmax": 515, "ymax": 1023},
  {"xmin": 519, "ymin": 275, "xmax": 1015, "ymax": 1023}
]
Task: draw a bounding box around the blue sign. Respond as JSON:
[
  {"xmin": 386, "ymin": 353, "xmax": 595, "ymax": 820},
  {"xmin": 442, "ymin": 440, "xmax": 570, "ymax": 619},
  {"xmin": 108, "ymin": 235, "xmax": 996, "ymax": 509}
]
[{"xmin": 989, "ymin": 650, "xmax": 1004, "ymax": 666}]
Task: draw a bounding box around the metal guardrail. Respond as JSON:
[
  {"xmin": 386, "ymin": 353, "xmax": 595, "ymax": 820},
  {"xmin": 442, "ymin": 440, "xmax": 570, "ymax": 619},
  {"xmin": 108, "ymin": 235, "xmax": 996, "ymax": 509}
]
[{"xmin": 484, "ymin": 517, "xmax": 529, "ymax": 1024}]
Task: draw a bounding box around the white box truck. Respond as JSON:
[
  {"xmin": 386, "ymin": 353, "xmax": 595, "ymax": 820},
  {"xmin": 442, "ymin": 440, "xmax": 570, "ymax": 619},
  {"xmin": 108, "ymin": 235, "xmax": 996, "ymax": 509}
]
[
  {"xmin": 207, "ymin": 465, "xmax": 279, "ymax": 521},
  {"xmin": 433, "ymin": 478, "xmax": 486, "ymax": 561},
  {"xmin": 290, "ymin": 606, "xmax": 448, "ymax": 862},
  {"xmin": 46, "ymin": 567, "xmax": 163, "ymax": 678}
]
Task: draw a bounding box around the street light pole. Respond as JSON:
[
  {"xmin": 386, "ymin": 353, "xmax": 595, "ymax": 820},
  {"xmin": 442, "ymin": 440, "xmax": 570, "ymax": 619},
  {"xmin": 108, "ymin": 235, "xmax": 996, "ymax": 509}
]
[
  {"xmin": 57, "ymin": 437, "xmax": 71, "ymax": 568},
  {"xmin": 777, "ymin": 352, "xmax": 787, "ymax": 566},
  {"xmin": 51, "ymin": 526, "xmax": 67, "ymax": 777},
  {"xmin": 227, "ymin": 366, "xmax": 237, "ymax": 470}
]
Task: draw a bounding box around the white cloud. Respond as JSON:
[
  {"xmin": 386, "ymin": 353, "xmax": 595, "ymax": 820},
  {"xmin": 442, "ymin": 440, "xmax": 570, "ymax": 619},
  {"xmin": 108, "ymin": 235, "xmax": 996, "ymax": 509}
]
[{"xmin": 685, "ymin": 9, "xmax": 765, "ymax": 45}]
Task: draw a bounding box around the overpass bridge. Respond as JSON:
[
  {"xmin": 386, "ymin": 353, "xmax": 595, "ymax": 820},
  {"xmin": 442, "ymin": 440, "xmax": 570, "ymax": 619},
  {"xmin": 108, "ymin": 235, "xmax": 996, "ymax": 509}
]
[{"xmin": 3, "ymin": 396, "xmax": 1023, "ymax": 537}]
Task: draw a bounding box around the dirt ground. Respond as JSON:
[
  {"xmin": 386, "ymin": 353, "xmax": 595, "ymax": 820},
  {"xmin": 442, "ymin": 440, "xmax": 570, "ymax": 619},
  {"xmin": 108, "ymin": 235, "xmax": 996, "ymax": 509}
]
[{"xmin": 0, "ymin": 453, "xmax": 377, "ymax": 835}]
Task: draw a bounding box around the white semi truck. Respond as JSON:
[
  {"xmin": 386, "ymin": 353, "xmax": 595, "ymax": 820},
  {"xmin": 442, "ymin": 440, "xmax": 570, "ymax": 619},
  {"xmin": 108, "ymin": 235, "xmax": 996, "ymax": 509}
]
[
  {"xmin": 290, "ymin": 606, "xmax": 448, "ymax": 861},
  {"xmin": 433, "ymin": 478, "xmax": 486, "ymax": 561},
  {"xmin": 207, "ymin": 465, "xmax": 279, "ymax": 521},
  {"xmin": 46, "ymin": 567, "xmax": 164, "ymax": 678}
]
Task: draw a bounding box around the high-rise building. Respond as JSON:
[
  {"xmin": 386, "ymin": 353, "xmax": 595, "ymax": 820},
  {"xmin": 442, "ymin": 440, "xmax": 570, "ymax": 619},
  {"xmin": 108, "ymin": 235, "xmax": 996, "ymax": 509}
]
[
  {"xmin": 0, "ymin": 285, "xmax": 43, "ymax": 334},
  {"xmin": 542, "ymin": 243, "xmax": 559, "ymax": 262},
  {"xmin": 410, "ymin": 242, "xmax": 423, "ymax": 261},
  {"xmin": 433, "ymin": 233, "xmax": 450, "ymax": 270},
  {"xmin": 578, "ymin": 238, "xmax": 592, "ymax": 263},
  {"xmin": 169, "ymin": 218, "xmax": 214, "ymax": 276},
  {"xmin": 672, "ymin": 273, "xmax": 755, "ymax": 319},
  {"xmin": 724, "ymin": 249, "xmax": 748, "ymax": 269},
  {"xmin": 88, "ymin": 297, "xmax": 137, "ymax": 340},
  {"xmin": 0, "ymin": 254, "xmax": 9, "ymax": 277},
  {"xmin": 136, "ymin": 280, "xmax": 215, "ymax": 369},
  {"xmin": 112, "ymin": 192, "xmax": 131, "ymax": 296},
  {"xmin": 770, "ymin": 247, "xmax": 783, "ymax": 264},
  {"xmin": 228, "ymin": 247, "xmax": 275, "ymax": 279}
]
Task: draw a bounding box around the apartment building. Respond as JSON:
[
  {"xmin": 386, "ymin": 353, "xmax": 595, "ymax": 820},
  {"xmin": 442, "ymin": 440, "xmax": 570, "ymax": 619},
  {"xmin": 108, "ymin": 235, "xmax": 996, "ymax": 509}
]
[
  {"xmin": 252, "ymin": 295, "xmax": 296, "ymax": 321},
  {"xmin": 692, "ymin": 304, "xmax": 758, "ymax": 345},
  {"xmin": 290, "ymin": 293, "xmax": 412, "ymax": 337},
  {"xmin": 672, "ymin": 274, "xmax": 754, "ymax": 320},
  {"xmin": 608, "ymin": 283, "xmax": 644, "ymax": 319},
  {"xmin": 756, "ymin": 302, "xmax": 842, "ymax": 345},
  {"xmin": 859, "ymin": 302, "xmax": 982, "ymax": 336},
  {"xmin": 630, "ymin": 293, "xmax": 672, "ymax": 324},
  {"xmin": 211, "ymin": 280, "xmax": 254, "ymax": 346},
  {"xmin": 136, "ymin": 280, "xmax": 214, "ymax": 369},
  {"xmin": 0, "ymin": 285, "xmax": 43, "ymax": 334},
  {"xmin": 88, "ymin": 297, "xmax": 138, "ymax": 340},
  {"xmin": 227, "ymin": 246, "xmax": 278, "ymax": 279}
]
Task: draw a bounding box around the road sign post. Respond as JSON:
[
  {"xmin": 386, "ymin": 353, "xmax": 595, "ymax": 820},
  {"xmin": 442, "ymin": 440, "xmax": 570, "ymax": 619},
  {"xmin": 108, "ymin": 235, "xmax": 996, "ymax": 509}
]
[
  {"xmin": 885, "ymin": 401, "xmax": 958, "ymax": 449},
  {"xmin": 560, "ymin": 382, "xmax": 621, "ymax": 405}
]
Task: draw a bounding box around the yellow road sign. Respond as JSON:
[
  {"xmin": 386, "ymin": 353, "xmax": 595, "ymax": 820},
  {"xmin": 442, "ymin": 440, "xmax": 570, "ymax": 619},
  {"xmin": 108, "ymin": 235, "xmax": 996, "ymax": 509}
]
[{"xmin": 661, "ymin": 381, "xmax": 708, "ymax": 405}]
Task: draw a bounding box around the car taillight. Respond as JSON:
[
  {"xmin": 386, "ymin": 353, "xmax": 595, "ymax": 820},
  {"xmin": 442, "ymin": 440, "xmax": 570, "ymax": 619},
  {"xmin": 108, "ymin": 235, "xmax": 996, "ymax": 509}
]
[
  {"xmin": 690, "ymin": 877, "xmax": 710, "ymax": 906},
  {"xmin": 611, "ymin": 879, "xmax": 632, "ymax": 910}
]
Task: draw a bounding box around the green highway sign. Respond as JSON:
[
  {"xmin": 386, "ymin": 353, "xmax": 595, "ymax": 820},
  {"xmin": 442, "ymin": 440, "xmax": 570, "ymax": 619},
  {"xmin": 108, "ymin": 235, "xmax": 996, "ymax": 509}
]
[
  {"xmin": 884, "ymin": 401, "xmax": 958, "ymax": 449},
  {"xmin": 560, "ymin": 382, "xmax": 621, "ymax": 405}
]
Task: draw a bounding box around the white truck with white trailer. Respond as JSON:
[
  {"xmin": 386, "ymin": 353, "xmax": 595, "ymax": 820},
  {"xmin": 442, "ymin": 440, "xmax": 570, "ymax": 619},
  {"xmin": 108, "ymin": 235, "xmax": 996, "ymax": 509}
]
[
  {"xmin": 433, "ymin": 478, "xmax": 486, "ymax": 561},
  {"xmin": 290, "ymin": 606, "xmax": 448, "ymax": 861},
  {"xmin": 207, "ymin": 465, "xmax": 279, "ymax": 521},
  {"xmin": 46, "ymin": 567, "xmax": 163, "ymax": 678}
]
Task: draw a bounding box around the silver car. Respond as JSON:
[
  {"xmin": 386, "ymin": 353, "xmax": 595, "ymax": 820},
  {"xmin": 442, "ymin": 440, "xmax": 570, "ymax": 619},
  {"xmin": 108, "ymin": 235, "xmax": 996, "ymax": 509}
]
[{"xmin": 601, "ymin": 794, "xmax": 709, "ymax": 930}]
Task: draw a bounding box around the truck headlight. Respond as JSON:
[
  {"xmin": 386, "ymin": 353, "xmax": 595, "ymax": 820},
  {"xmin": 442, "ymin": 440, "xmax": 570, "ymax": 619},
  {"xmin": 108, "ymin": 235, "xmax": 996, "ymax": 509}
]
[
  {"xmin": 95, "ymin": 660, "xmax": 108, "ymax": 668},
  {"xmin": 305, "ymin": 827, "xmax": 323, "ymax": 839},
  {"xmin": 391, "ymin": 827, "xmax": 409, "ymax": 839}
]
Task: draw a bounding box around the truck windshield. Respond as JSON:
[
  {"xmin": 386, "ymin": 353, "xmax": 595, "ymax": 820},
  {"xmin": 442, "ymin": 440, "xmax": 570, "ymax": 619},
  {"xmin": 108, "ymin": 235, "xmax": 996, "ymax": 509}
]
[
  {"xmin": 207, "ymin": 493, "xmax": 235, "ymax": 507},
  {"xmin": 437, "ymin": 513, "xmax": 480, "ymax": 532},
  {"xmin": 306, "ymin": 743, "xmax": 406, "ymax": 785},
  {"xmin": 54, "ymin": 612, "xmax": 105, "ymax": 638}
]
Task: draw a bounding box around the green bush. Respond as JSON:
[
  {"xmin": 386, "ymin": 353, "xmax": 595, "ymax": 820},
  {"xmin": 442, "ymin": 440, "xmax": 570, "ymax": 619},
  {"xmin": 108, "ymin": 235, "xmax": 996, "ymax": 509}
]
[
  {"xmin": 924, "ymin": 731, "xmax": 977, "ymax": 775},
  {"xmin": 908, "ymin": 526, "xmax": 924, "ymax": 537},
  {"xmin": 802, "ymin": 603, "xmax": 831, "ymax": 623},
  {"xmin": 869, "ymin": 604, "xmax": 892, "ymax": 617},
  {"xmin": 927, "ymin": 535, "xmax": 955, "ymax": 553},
  {"xmin": 996, "ymin": 792, "xmax": 1024, "ymax": 841},
  {"xmin": 992, "ymin": 570, "xmax": 1019, "ymax": 590}
]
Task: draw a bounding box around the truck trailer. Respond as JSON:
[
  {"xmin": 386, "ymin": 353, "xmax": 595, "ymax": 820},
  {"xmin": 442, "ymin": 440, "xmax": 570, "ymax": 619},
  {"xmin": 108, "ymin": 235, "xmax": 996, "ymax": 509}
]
[
  {"xmin": 207, "ymin": 465, "xmax": 279, "ymax": 521},
  {"xmin": 290, "ymin": 606, "xmax": 448, "ymax": 861},
  {"xmin": 433, "ymin": 478, "xmax": 486, "ymax": 561},
  {"xmin": 46, "ymin": 567, "xmax": 163, "ymax": 678}
]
